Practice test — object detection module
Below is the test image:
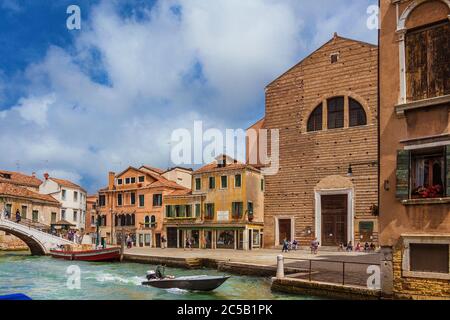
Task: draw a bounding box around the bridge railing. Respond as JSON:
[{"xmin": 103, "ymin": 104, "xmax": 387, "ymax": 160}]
[{"xmin": 0, "ymin": 214, "xmax": 73, "ymax": 243}]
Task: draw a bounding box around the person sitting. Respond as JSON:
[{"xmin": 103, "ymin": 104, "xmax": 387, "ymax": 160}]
[
  {"xmin": 346, "ymin": 241, "xmax": 353, "ymax": 252},
  {"xmin": 355, "ymin": 242, "xmax": 362, "ymax": 252},
  {"xmin": 292, "ymin": 239, "xmax": 299, "ymax": 251},
  {"xmin": 338, "ymin": 242, "xmax": 345, "ymax": 252},
  {"xmin": 370, "ymin": 243, "xmax": 376, "ymax": 251},
  {"xmin": 155, "ymin": 265, "xmax": 165, "ymax": 279},
  {"xmin": 364, "ymin": 242, "xmax": 370, "ymax": 252}
]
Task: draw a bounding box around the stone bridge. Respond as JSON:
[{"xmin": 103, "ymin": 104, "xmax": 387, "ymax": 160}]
[{"xmin": 0, "ymin": 217, "xmax": 75, "ymax": 255}]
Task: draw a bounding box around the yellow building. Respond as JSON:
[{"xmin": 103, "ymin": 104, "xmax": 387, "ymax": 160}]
[{"xmin": 164, "ymin": 155, "xmax": 264, "ymax": 250}]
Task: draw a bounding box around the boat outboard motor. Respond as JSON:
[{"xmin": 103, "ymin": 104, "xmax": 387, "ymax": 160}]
[{"xmin": 146, "ymin": 271, "xmax": 157, "ymax": 280}]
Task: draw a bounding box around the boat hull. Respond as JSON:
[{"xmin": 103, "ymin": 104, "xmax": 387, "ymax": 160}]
[
  {"xmin": 50, "ymin": 247, "xmax": 121, "ymax": 262},
  {"xmin": 142, "ymin": 275, "xmax": 230, "ymax": 291}
]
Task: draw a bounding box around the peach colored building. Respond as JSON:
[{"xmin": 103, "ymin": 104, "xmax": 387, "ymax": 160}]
[
  {"xmin": 97, "ymin": 166, "xmax": 191, "ymax": 247},
  {"xmin": 379, "ymin": 0, "xmax": 450, "ymax": 299}
]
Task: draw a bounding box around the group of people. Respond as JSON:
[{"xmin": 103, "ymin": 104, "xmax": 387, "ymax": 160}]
[
  {"xmin": 281, "ymin": 239, "xmax": 299, "ymax": 252},
  {"xmin": 1, "ymin": 209, "xmax": 22, "ymax": 223},
  {"xmin": 339, "ymin": 241, "xmax": 377, "ymax": 252},
  {"xmin": 282, "ymin": 238, "xmax": 377, "ymax": 254}
]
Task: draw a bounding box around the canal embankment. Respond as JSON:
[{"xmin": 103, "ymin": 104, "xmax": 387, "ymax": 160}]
[{"xmin": 123, "ymin": 248, "xmax": 383, "ymax": 299}]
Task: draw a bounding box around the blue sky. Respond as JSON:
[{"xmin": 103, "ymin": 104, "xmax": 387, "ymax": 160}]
[{"xmin": 0, "ymin": 0, "xmax": 377, "ymax": 193}]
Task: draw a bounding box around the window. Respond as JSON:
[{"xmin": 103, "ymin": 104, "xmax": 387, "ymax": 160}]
[
  {"xmin": 411, "ymin": 147, "xmax": 445, "ymax": 199},
  {"xmin": 235, "ymin": 174, "xmax": 242, "ymax": 188},
  {"xmin": 166, "ymin": 205, "xmax": 174, "ymax": 218},
  {"xmin": 32, "ymin": 210, "xmax": 39, "ymax": 222},
  {"xmin": 232, "ymin": 202, "xmax": 243, "ymax": 219},
  {"xmin": 209, "ymin": 177, "xmax": 215, "ymax": 189},
  {"xmin": 117, "ymin": 178, "xmax": 123, "ymax": 185},
  {"xmin": 221, "ymin": 176, "xmax": 228, "ymax": 189},
  {"xmin": 410, "ymin": 244, "xmax": 449, "ymax": 274},
  {"xmin": 195, "ymin": 178, "xmax": 201, "ymax": 191},
  {"xmin": 186, "ymin": 205, "xmax": 192, "ymax": 218},
  {"xmin": 125, "ymin": 177, "xmax": 130, "ymax": 184},
  {"xmin": 61, "ymin": 209, "xmax": 66, "ymax": 220},
  {"xmin": 99, "ymin": 195, "xmax": 106, "ymax": 207},
  {"xmin": 139, "ymin": 194, "xmax": 145, "ymax": 207},
  {"xmin": 405, "ymin": 21, "xmax": 450, "ymax": 102},
  {"xmin": 138, "ymin": 176, "xmax": 145, "ymax": 183},
  {"xmin": 74, "ymin": 211, "xmax": 78, "ymax": 222},
  {"xmin": 216, "ymin": 230, "xmax": 235, "ymax": 249},
  {"xmin": 195, "ymin": 204, "xmax": 201, "ymax": 217},
  {"xmin": 74, "ymin": 191, "xmax": 78, "ymax": 202},
  {"xmin": 396, "ymin": 146, "xmax": 450, "ymax": 200},
  {"xmin": 331, "ymin": 53, "xmax": 339, "ymax": 64},
  {"xmin": 5, "ymin": 204, "xmax": 11, "ymax": 216},
  {"xmin": 91, "ymin": 215, "xmax": 95, "ymax": 226},
  {"xmin": 151, "ymin": 215, "xmax": 156, "ymax": 227},
  {"xmin": 21, "ymin": 206, "xmax": 27, "ymax": 219},
  {"xmin": 101, "ymin": 215, "xmax": 107, "ymax": 226},
  {"xmin": 307, "ymin": 104, "xmax": 323, "ymax": 132},
  {"xmin": 349, "ymin": 98, "xmax": 367, "ymax": 127},
  {"xmin": 61, "ymin": 189, "xmax": 66, "ymax": 200},
  {"xmin": 153, "ymin": 194, "xmax": 162, "ymax": 207},
  {"xmin": 130, "ymin": 177, "xmax": 136, "ymax": 184},
  {"xmin": 205, "ymin": 203, "xmax": 215, "ymax": 220},
  {"xmin": 261, "ymin": 179, "xmax": 264, "ymax": 192},
  {"xmin": 130, "ymin": 192, "xmax": 136, "ymax": 205},
  {"xmin": 247, "ymin": 202, "xmax": 254, "ymax": 216},
  {"xmin": 50, "ymin": 212, "xmax": 56, "ymax": 223},
  {"xmin": 327, "ymin": 97, "xmax": 344, "ymax": 129},
  {"xmin": 117, "ymin": 193, "xmax": 123, "ymax": 206}
]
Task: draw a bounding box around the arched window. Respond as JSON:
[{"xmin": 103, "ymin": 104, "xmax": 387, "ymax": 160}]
[
  {"xmin": 307, "ymin": 104, "xmax": 323, "ymax": 132},
  {"xmin": 327, "ymin": 97, "xmax": 344, "ymax": 129},
  {"xmin": 349, "ymin": 98, "xmax": 367, "ymax": 127},
  {"xmin": 144, "ymin": 216, "xmax": 150, "ymax": 228},
  {"xmin": 151, "ymin": 215, "xmax": 156, "ymax": 227}
]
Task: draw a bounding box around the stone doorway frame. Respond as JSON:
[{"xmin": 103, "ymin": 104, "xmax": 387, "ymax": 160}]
[
  {"xmin": 274, "ymin": 216, "xmax": 295, "ymax": 247},
  {"xmin": 314, "ymin": 188, "xmax": 354, "ymax": 247}
]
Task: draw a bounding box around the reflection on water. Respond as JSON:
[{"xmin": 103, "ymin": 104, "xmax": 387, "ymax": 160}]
[{"xmin": 0, "ymin": 251, "xmax": 314, "ymax": 300}]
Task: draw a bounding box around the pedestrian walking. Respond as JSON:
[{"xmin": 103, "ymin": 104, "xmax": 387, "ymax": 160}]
[
  {"xmin": 161, "ymin": 235, "xmax": 167, "ymax": 249},
  {"xmin": 282, "ymin": 238, "xmax": 289, "ymax": 253},
  {"xmin": 15, "ymin": 210, "xmax": 21, "ymax": 223},
  {"xmin": 310, "ymin": 238, "xmax": 319, "ymax": 254}
]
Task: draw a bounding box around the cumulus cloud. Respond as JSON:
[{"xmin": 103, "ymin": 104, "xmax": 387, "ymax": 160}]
[{"xmin": 0, "ymin": 0, "xmax": 377, "ymax": 192}]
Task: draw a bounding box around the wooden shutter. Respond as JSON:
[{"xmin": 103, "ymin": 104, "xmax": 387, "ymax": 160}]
[
  {"xmin": 446, "ymin": 145, "xmax": 450, "ymax": 197},
  {"xmin": 396, "ymin": 150, "xmax": 410, "ymax": 200},
  {"xmin": 406, "ymin": 21, "xmax": 450, "ymax": 102}
]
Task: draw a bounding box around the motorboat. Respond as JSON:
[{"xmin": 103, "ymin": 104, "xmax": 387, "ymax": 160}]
[{"xmin": 141, "ymin": 266, "xmax": 230, "ymax": 291}]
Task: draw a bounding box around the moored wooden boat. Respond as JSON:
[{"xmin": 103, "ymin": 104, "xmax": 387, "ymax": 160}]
[{"xmin": 50, "ymin": 247, "xmax": 121, "ymax": 262}]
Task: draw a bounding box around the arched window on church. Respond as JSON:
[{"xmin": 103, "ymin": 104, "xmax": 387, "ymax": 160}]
[
  {"xmin": 307, "ymin": 103, "xmax": 323, "ymax": 132},
  {"xmin": 349, "ymin": 98, "xmax": 367, "ymax": 127}
]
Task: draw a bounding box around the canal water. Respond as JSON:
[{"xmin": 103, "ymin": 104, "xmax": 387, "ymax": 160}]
[{"xmin": 0, "ymin": 251, "xmax": 312, "ymax": 300}]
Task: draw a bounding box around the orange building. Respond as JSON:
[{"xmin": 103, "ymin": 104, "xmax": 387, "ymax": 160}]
[{"xmin": 97, "ymin": 166, "xmax": 191, "ymax": 247}]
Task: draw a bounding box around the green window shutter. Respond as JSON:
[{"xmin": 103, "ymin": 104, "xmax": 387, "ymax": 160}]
[
  {"xmin": 396, "ymin": 150, "xmax": 411, "ymax": 200},
  {"xmin": 446, "ymin": 145, "xmax": 450, "ymax": 197}
]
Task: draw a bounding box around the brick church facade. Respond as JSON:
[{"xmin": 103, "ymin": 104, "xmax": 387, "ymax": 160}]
[{"xmin": 255, "ymin": 34, "xmax": 379, "ymax": 248}]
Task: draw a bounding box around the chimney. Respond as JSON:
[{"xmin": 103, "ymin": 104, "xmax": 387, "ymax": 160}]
[
  {"xmin": 44, "ymin": 173, "xmax": 49, "ymax": 180},
  {"xmin": 108, "ymin": 172, "xmax": 115, "ymax": 190}
]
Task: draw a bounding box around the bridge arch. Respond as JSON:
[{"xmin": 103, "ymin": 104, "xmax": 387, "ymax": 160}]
[{"xmin": 0, "ymin": 226, "xmax": 47, "ymax": 255}]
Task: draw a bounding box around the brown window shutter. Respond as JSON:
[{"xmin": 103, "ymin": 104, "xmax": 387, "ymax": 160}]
[
  {"xmin": 446, "ymin": 145, "xmax": 450, "ymax": 197},
  {"xmin": 396, "ymin": 150, "xmax": 410, "ymax": 200}
]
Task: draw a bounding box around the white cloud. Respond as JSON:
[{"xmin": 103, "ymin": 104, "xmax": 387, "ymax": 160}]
[
  {"xmin": 0, "ymin": 0, "xmax": 377, "ymax": 192},
  {"xmin": 11, "ymin": 94, "xmax": 55, "ymax": 127}
]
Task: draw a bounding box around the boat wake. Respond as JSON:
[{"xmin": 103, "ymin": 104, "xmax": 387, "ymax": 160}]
[{"xmin": 88, "ymin": 273, "xmax": 145, "ymax": 286}]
